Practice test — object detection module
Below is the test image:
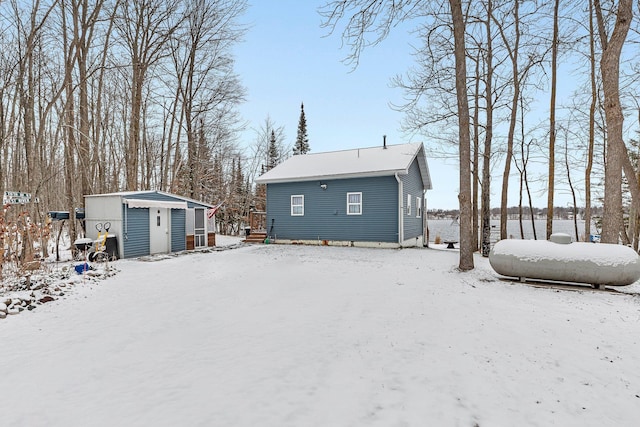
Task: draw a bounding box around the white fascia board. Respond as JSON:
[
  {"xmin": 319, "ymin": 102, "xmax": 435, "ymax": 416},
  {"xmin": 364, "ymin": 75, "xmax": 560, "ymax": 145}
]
[
  {"xmin": 124, "ymin": 199, "xmax": 188, "ymax": 209},
  {"xmin": 256, "ymin": 169, "xmax": 408, "ymax": 184}
]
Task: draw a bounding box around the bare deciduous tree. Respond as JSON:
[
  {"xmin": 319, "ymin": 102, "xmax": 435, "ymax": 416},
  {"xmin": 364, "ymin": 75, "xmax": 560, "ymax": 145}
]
[
  {"xmin": 114, "ymin": 0, "xmax": 183, "ymax": 191},
  {"xmin": 584, "ymin": 0, "xmax": 598, "ymax": 242},
  {"xmin": 595, "ymin": 0, "xmax": 633, "ymax": 243},
  {"xmin": 479, "ymin": 0, "xmax": 494, "ymax": 258},
  {"xmin": 493, "ymin": 0, "xmax": 544, "ymax": 241},
  {"xmin": 170, "ymin": 0, "xmax": 246, "ymax": 200},
  {"xmin": 450, "ymin": 0, "xmax": 474, "ymax": 270},
  {"xmin": 546, "ymin": 0, "xmax": 559, "ymax": 240},
  {"xmin": 320, "ymin": 0, "xmax": 474, "ymax": 269}
]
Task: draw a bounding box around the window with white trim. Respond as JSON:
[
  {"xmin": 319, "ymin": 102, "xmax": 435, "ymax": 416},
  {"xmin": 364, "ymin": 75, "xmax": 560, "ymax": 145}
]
[
  {"xmin": 347, "ymin": 192, "xmax": 362, "ymax": 215},
  {"xmin": 291, "ymin": 195, "xmax": 304, "ymax": 216},
  {"xmin": 406, "ymin": 194, "xmax": 412, "ymax": 216},
  {"xmin": 416, "ymin": 197, "xmax": 422, "ymax": 218}
]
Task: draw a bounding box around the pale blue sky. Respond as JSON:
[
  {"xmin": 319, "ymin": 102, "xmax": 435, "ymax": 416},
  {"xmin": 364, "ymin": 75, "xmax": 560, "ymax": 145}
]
[
  {"xmin": 233, "ymin": 1, "xmax": 576, "ymax": 210},
  {"xmin": 234, "ymin": 1, "xmax": 411, "ymax": 144},
  {"xmin": 234, "ymin": 1, "xmax": 462, "ymax": 209}
]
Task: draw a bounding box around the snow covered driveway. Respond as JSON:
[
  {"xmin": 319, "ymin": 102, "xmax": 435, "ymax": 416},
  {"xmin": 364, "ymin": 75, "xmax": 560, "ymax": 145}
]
[{"xmin": 1, "ymin": 243, "xmax": 639, "ymax": 426}]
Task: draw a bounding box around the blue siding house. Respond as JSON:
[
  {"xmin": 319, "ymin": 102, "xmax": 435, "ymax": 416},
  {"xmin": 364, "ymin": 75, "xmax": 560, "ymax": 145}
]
[
  {"xmin": 255, "ymin": 142, "xmax": 432, "ymax": 247},
  {"xmin": 84, "ymin": 191, "xmax": 217, "ymax": 259}
]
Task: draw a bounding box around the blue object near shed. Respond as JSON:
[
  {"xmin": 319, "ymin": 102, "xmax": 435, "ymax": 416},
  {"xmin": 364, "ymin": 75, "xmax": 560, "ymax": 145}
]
[{"xmin": 74, "ymin": 263, "xmax": 90, "ymax": 274}]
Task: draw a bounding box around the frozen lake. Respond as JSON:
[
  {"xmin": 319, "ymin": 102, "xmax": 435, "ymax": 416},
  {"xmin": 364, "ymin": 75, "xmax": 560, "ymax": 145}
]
[{"xmin": 426, "ymin": 219, "xmax": 594, "ymax": 243}]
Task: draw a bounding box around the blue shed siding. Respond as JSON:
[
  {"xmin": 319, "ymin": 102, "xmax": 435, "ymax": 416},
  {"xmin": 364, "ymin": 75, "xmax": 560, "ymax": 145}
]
[
  {"xmin": 171, "ymin": 209, "xmax": 186, "ymax": 252},
  {"xmin": 122, "ymin": 207, "xmax": 188, "ymax": 257},
  {"xmin": 401, "ymin": 158, "xmax": 426, "ymax": 240},
  {"xmin": 266, "ymin": 175, "xmax": 399, "ymax": 242},
  {"xmin": 123, "ymin": 206, "xmax": 150, "ymax": 258},
  {"xmin": 122, "ymin": 192, "xmax": 206, "ymax": 257}
]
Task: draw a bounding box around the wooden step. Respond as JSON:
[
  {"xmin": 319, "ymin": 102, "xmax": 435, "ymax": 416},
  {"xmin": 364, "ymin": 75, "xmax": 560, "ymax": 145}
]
[{"xmin": 244, "ymin": 232, "xmax": 267, "ymax": 243}]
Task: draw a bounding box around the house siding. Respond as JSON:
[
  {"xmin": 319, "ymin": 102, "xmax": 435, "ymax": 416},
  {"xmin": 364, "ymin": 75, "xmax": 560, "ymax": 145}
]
[
  {"xmin": 171, "ymin": 209, "xmax": 187, "ymax": 252},
  {"xmin": 266, "ymin": 175, "xmax": 399, "ymax": 242},
  {"xmin": 401, "ymin": 158, "xmax": 426, "ymax": 240},
  {"xmin": 123, "ymin": 205, "xmax": 150, "ymax": 258}
]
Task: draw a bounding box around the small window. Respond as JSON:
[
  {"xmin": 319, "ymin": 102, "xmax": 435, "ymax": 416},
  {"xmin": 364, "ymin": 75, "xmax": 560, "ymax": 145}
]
[
  {"xmin": 347, "ymin": 192, "xmax": 362, "ymax": 215},
  {"xmin": 291, "ymin": 195, "xmax": 304, "ymax": 216},
  {"xmin": 406, "ymin": 194, "xmax": 412, "ymax": 216},
  {"xmin": 416, "ymin": 197, "xmax": 422, "ymax": 218}
]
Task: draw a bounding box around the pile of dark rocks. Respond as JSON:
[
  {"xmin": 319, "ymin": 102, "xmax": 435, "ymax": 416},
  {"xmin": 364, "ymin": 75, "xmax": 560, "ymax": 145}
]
[{"xmin": 0, "ymin": 263, "xmax": 118, "ymax": 319}]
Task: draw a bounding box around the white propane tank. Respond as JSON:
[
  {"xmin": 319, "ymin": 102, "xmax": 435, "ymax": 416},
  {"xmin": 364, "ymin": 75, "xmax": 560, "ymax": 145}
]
[{"xmin": 489, "ymin": 233, "xmax": 640, "ymax": 286}]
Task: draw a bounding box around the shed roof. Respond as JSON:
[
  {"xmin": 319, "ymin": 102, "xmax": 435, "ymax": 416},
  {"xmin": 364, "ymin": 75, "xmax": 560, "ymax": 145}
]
[
  {"xmin": 255, "ymin": 142, "xmax": 432, "ymax": 189},
  {"xmin": 84, "ymin": 190, "xmax": 216, "ymax": 209}
]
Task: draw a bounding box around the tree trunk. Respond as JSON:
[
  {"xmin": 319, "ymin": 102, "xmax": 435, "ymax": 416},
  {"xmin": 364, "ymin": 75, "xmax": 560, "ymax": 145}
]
[
  {"xmin": 546, "ymin": 0, "xmax": 559, "ymax": 240},
  {"xmin": 74, "ymin": 0, "xmax": 105, "ymax": 198},
  {"xmin": 564, "ymin": 136, "xmax": 579, "ymax": 241},
  {"xmin": 472, "ymin": 48, "xmax": 481, "ymax": 251},
  {"xmin": 450, "ymin": 0, "xmax": 474, "ymax": 271},
  {"xmin": 499, "ymin": 0, "xmax": 520, "ymax": 241},
  {"xmin": 62, "ymin": 3, "xmax": 78, "ymax": 247},
  {"xmin": 127, "ymin": 64, "xmax": 143, "ymax": 191},
  {"xmin": 481, "ymin": 0, "xmax": 493, "ymax": 257},
  {"xmin": 585, "ymin": 0, "xmax": 596, "ymax": 242},
  {"xmin": 595, "ymin": 0, "xmax": 632, "ymax": 244}
]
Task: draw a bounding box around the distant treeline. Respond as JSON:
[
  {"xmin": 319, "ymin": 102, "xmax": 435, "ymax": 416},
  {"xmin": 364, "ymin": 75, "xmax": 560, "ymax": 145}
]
[{"xmin": 427, "ymin": 206, "xmax": 604, "ymax": 220}]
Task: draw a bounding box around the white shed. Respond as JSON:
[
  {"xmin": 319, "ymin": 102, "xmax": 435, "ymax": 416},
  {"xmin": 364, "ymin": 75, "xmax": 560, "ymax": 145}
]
[{"xmin": 84, "ymin": 191, "xmax": 217, "ymax": 259}]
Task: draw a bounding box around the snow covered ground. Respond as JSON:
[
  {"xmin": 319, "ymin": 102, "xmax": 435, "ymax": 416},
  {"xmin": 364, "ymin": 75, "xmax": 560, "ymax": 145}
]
[{"xmin": 1, "ymin": 237, "xmax": 640, "ymax": 426}]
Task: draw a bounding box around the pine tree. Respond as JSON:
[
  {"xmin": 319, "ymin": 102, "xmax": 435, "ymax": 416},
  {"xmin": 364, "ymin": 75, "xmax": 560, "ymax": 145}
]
[
  {"xmin": 254, "ymin": 164, "xmax": 267, "ymax": 211},
  {"xmin": 268, "ymin": 130, "xmax": 280, "ymax": 170},
  {"xmin": 293, "ymin": 102, "xmax": 310, "ymax": 155},
  {"xmin": 234, "ymin": 157, "xmax": 247, "ymax": 218},
  {"xmin": 211, "ymin": 152, "xmax": 224, "ymax": 204}
]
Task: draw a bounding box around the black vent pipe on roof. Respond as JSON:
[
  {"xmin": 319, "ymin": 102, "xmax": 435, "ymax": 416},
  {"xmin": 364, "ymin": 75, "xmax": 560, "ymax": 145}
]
[{"xmin": 383, "ymin": 134, "xmax": 387, "ymax": 149}]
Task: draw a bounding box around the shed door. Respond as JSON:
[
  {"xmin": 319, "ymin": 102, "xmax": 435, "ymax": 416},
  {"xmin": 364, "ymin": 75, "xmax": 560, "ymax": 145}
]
[
  {"xmin": 194, "ymin": 208, "xmax": 206, "ymax": 247},
  {"xmin": 150, "ymin": 208, "xmax": 169, "ymax": 254}
]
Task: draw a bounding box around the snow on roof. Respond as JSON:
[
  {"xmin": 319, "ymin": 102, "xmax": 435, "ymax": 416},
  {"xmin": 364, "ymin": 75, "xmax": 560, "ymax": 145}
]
[
  {"xmin": 256, "ymin": 142, "xmax": 431, "ymax": 188},
  {"xmin": 84, "ymin": 190, "xmax": 215, "ymax": 208}
]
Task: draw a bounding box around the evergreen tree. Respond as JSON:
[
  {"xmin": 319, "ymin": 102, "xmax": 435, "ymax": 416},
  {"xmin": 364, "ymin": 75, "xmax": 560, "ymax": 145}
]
[
  {"xmin": 211, "ymin": 152, "xmax": 224, "ymax": 203},
  {"xmin": 293, "ymin": 102, "xmax": 310, "ymax": 155},
  {"xmin": 234, "ymin": 158, "xmax": 247, "ymax": 220},
  {"xmin": 254, "ymin": 164, "xmax": 267, "ymax": 211},
  {"xmin": 268, "ymin": 130, "xmax": 280, "ymax": 170}
]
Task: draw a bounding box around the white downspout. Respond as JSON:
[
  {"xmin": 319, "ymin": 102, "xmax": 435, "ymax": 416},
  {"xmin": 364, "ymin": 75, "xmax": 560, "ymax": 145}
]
[
  {"xmin": 395, "ymin": 173, "xmax": 404, "ymax": 246},
  {"xmin": 123, "ymin": 200, "xmax": 128, "ymax": 240},
  {"xmin": 422, "ymin": 189, "xmax": 428, "ymax": 247}
]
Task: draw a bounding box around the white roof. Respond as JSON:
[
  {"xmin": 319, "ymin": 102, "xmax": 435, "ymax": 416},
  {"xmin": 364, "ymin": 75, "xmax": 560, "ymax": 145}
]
[
  {"xmin": 84, "ymin": 190, "xmax": 215, "ymax": 208},
  {"xmin": 256, "ymin": 142, "xmax": 432, "ymax": 189},
  {"xmin": 124, "ymin": 199, "xmax": 188, "ymax": 209}
]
